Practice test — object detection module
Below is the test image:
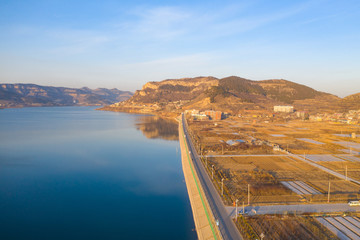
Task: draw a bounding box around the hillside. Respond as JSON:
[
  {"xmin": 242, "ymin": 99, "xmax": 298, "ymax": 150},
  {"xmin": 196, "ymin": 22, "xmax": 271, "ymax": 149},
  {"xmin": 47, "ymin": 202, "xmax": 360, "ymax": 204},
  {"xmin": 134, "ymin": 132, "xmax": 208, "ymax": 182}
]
[
  {"xmin": 0, "ymin": 84, "xmax": 133, "ymax": 108},
  {"xmin": 129, "ymin": 76, "xmax": 218, "ymax": 103},
  {"xmin": 101, "ymin": 76, "xmax": 358, "ymax": 117},
  {"xmin": 340, "ymin": 93, "xmax": 360, "ymax": 110}
]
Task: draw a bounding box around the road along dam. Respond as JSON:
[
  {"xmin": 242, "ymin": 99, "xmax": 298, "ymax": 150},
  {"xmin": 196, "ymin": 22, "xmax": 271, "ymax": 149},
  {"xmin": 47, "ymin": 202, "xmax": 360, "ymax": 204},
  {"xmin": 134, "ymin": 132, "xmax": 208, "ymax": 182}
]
[
  {"xmin": 179, "ymin": 118, "xmax": 221, "ymax": 239},
  {"xmin": 179, "ymin": 114, "xmax": 242, "ymax": 240}
]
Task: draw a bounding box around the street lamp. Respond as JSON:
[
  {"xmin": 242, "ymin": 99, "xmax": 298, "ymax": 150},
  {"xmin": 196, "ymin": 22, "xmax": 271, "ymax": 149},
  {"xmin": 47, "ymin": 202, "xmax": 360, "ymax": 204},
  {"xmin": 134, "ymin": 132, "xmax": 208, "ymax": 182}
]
[
  {"xmin": 346, "ymin": 165, "xmax": 348, "ymax": 181},
  {"xmin": 221, "ymin": 178, "xmax": 224, "ymax": 196},
  {"xmin": 248, "ymin": 184, "xmax": 250, "ymax": 205},
  {"xmin": 235, "ymin": 199, "xmax": 239, "ymax": 219},
  {"xmin": 212, "ymin": 165, "xmax": 214, "ymax": 180}
]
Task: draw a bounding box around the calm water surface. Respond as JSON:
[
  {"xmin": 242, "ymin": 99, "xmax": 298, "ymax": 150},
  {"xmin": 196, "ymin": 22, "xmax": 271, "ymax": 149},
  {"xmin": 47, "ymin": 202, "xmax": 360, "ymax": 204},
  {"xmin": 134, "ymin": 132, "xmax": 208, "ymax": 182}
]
[{"xmin": 0, "ymin": 106, "xmax": 196, "ymax": 240}]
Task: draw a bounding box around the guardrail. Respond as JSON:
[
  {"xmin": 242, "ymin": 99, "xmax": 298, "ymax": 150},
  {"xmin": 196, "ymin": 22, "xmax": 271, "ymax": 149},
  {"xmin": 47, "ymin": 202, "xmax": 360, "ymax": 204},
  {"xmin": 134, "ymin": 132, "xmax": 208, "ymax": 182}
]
[
  {"xmin": 182, "ymin": 114, "xmax": 234, "ymax": 240},
  {"xmin": 180, "ymin": 120, "xmax": 222, "ymax": 239}
]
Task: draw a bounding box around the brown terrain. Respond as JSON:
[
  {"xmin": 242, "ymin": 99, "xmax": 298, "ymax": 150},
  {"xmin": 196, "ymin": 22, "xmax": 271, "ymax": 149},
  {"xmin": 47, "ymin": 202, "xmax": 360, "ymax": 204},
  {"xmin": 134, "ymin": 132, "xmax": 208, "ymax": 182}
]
[
  {"xmin": 187, "ymin": 116, "xmax": 360, "ymax": 205},
  {"xmin": 99, "ymin": 75, "xmax": 360, "ymax": 239},
  {"xmin": 100, "ymin": 76, "xmax": 359, "ymax": 118},
  {"xmin": 185, "ymin": 113, "xmax": 360, "ymax": 240}
]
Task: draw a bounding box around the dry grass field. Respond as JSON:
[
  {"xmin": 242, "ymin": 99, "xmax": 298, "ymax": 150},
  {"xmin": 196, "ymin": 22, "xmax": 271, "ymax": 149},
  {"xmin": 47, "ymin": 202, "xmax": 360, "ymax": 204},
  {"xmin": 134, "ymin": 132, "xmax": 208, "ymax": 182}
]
[
  {"xmin": 188, "ymin": 116, "xmax": 360, "ymax": 155},
  {"xmin": 204, "ymin": 155, "xmax": 360, "ymax": 204},
  {"xmin": 316, "ymin": 161, "xmax": 360, "ymax": 181},
  {"xmin": 187, "ymin": 115, "xmax": 360, "ymax": 205},
  {"xmin": 235, "ymin": 214, "xmax": 340, "ymax": 240}
]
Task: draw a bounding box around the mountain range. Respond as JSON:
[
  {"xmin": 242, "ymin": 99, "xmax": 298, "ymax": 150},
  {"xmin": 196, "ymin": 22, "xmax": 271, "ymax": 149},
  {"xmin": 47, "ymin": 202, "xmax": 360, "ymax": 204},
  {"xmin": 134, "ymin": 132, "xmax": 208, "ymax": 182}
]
[
  {"xmin": 0, "ymin": 84, "xmax": 133, "ymax": 108},
  {"xmin": 101, "ymin": 76, "xmax": 359, "ymax": 117},
  {"xmin": 2, "ymin": 78, "xmax": 358, "ymax": 114}
]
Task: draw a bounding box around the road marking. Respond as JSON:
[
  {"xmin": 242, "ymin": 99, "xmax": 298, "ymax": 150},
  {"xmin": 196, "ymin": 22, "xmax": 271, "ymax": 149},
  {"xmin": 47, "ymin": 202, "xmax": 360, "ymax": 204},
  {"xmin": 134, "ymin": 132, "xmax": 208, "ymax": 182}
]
[{"xmin": 181, "ymin": 121, "xmax": 218, "ymax": 240}]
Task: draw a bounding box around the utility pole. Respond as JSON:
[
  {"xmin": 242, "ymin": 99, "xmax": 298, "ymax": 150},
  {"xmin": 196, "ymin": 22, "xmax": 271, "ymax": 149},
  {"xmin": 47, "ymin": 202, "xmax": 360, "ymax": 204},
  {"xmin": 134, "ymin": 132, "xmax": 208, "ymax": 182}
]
[
  {"xmin": 221, "ymin": 178, "xmax": 224, "ymax": 196},
  {"xmin": 222, "ymin": 145, "xmax": 224, "ymax": 155},
  {"xmin": 212, "ymin": 165, "xmax": 214, "ymax": 180},
  {"xmin": 235, "ymin": 199, "xmax": 239, "ymax": 219},
  {"xmin": 327, "ymin": 181, "xmax": 331, "ymax": 203},
  {"xmin": 248, "ymin": 184, "xmax": 250, "ymax": 205},
  {"xmin": 346, "ymin": 165, "xmax": 348, "ymax": 181},
  {"xmin": 205, "ymin": 156, "xmax": 207, "ymax": 168}
]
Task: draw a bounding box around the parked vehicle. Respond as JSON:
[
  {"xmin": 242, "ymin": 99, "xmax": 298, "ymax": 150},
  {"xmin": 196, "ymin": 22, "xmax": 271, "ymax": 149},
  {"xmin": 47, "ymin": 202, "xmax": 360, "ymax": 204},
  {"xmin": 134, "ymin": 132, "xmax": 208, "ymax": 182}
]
[{"xmin": 348, "ymin": 200, "xmax": 360, "ymax": 206}]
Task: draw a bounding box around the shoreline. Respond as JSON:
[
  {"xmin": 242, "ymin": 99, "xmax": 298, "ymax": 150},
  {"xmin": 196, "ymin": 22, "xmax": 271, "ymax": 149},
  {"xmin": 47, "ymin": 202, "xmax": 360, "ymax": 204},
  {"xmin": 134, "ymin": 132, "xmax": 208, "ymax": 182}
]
[
  {"xmin": 178, "ymin": 115, "xmax": 221, "ymax": 240},
  {"xmin": 98, "ymin": 105, "xmax": 180, "ymax": 120},
  {"xmin": 0, "ymin": 104, "xmax": 104, "ymax": 109}
]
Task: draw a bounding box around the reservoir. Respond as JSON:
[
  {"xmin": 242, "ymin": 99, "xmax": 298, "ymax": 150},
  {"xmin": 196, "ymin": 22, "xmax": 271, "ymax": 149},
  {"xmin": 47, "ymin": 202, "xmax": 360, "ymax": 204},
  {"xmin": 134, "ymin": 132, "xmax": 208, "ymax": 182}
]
[{"xmin": 0, "ymin": 106, "xmax": 196, "ymax": 240}]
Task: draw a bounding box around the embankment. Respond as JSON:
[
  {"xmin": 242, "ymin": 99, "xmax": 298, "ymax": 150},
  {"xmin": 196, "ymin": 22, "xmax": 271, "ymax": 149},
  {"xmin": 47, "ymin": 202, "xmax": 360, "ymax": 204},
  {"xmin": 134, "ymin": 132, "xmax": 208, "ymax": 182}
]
[{"xmin": 179, "ymin": 118, "xmax": 221, "ymax": 240}]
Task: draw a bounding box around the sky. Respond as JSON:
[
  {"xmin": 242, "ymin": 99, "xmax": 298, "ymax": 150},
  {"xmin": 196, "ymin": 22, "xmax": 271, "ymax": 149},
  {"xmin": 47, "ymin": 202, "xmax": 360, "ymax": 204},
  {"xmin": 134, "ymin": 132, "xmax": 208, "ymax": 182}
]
[{"xmin": 0, "ymin": 0, "xmax": 359, "ymax": 97}]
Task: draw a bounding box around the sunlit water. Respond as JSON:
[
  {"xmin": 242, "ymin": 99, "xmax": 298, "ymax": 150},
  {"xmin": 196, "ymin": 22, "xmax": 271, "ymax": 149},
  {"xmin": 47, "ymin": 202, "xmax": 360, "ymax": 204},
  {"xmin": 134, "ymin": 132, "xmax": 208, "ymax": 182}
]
[{"xmin": 0, "ymin": 106, "xmax": 196, "ymax": 240}]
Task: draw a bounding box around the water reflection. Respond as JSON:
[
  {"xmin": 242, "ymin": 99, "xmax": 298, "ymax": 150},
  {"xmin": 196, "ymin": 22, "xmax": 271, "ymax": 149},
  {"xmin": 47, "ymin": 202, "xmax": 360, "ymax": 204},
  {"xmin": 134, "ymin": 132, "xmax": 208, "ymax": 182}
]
[
  {"xmin": 135, "ymin": 116, "xmax": 179, "ymax": 141},
  {"xmin": 0, "ymin": 107, "xmax": 196, "ymax": 240}
]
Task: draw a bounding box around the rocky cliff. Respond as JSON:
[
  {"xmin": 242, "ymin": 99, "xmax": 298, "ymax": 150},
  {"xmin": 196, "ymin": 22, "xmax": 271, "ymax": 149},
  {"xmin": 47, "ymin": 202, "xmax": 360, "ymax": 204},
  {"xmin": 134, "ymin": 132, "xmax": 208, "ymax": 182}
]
[
  {"xmin": 101, "ymin": 76, "xmax": 359, "ymax": 116},
  {"xmin": 129, "ymin": 76, "xmax": 218, "ymax": 103}
]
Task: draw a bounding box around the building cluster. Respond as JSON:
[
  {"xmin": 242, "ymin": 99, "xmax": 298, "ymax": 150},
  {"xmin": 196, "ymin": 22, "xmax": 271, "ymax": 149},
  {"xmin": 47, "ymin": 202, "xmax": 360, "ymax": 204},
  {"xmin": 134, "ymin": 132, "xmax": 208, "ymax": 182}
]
[
  {"xmin": 273, "ymin": 105, "xmax": 294, "ymax": 113},
  {"xmin": 205, "ymin": 110, "xmax": 222, "ymax": 120},
  {"xmin": 164, "ymin": 100, "xmax": 191, "ymax": 110},
  {"xmin": 186, "ymin": 109, "xmax": 223, "ymax": 120},
  {"xmin": 296, "ymin": 111, "xmax": 309, "ymax": 120},
  {"xmin": 309, "ymin": 110, "xmax": 360, "ymax": 124}
]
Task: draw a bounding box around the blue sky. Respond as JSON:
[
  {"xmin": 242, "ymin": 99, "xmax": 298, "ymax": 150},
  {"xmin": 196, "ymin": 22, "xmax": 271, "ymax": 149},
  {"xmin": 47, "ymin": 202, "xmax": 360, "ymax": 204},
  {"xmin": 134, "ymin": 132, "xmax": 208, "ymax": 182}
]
[{"xmin": 0, "ymin": 0, "xmax": 359, "ymax": 97}]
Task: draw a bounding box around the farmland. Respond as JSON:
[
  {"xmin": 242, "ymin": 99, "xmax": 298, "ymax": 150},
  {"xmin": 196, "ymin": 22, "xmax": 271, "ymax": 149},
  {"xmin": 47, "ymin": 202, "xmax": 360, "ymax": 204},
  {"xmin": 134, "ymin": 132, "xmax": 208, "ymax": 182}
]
[
  {"xmin": 186, "ymin": 114, "xmax": 360, "ymax": 203},
  {"xmin": 235, "ymin": 214, "xmax": 340, "ymax": 240},
  {"xmin": 203, "ymin": 155, "xmax": 360, "ymax": 205},
  {"xmin": 185, "ymin": 113, "xmax": 360, "ymax": 239}
]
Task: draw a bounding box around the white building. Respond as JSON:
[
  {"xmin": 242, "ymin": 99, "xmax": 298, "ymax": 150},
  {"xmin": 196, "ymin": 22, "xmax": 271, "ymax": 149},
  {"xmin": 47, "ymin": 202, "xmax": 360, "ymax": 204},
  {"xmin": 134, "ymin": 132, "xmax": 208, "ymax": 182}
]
[{"xmin": 274, "ymin": 105, "xmax": 294, "ymax": 113}]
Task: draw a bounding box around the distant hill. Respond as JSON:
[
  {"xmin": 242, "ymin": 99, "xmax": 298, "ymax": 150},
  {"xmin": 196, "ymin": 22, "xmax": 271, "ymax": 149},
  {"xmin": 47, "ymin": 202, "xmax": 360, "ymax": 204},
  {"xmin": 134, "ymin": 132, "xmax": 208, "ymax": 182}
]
[
  {"xmin": 340, "ymin": 93, "xmax": 360, "ymax": 110},
  {"xmin": 0, "ymin": 84, "xmax": 133, "ymax": 108},
  {"xmin": 102, "ymin": 76, "xmax": 355, "ymax": 117}
]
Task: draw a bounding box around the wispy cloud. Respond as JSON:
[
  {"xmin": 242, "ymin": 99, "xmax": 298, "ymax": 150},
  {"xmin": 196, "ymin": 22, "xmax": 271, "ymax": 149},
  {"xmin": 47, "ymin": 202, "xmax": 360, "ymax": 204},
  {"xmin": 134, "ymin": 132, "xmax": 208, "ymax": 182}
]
[
  {"xmin": 219, "ymin": 5, "xmax": 308, "ymax": 34},
  {"xmin": 5, "ymin": 2, "xmax": 313, "ymax": 57},
  {"xmin": 120, "ymin": 52, "xmax": 214, "ymax": 68},
  {"xmin": 121, "ymin": 6, "xmax": 192, "ymax": 40},
  {"xmin": 7, "ymin": 24, "xmax": 111, "ymax": 55},
  {"xmin": 119, "ymin": 1, "xmax": 312, "ymax": 42},
  {"xmin": 46, "ymin": 29, "xmax": 110, "ymax": 55},
  {"xmin": 298, "ymin": 12, "xmax": 344, "ymax": 26}
]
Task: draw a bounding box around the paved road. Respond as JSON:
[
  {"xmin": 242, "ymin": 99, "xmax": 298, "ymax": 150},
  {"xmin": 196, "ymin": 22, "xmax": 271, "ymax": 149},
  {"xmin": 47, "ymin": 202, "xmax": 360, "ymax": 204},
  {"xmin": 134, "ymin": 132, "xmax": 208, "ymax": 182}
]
[
  {"xmin": 289, "ymin": 153, "xmax": 360, "ymax": 185},
  {"xmin": 182, "ymin": 114, "xmax": 243, "ymax": 240},
  {"xmin": 204, "ymin": 154, "xmax": 287, "ymax": 157},
  {"xmin": 226, "ymin": 203, "xmax": 360, "ymax": 216}
]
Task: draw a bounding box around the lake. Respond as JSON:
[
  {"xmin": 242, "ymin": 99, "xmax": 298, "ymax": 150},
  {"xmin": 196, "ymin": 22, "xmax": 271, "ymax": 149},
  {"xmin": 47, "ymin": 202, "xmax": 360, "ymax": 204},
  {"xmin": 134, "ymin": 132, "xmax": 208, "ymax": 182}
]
[{"xmin": 0, "ymin": 106, "xmax": 196, "ymax": 240}]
